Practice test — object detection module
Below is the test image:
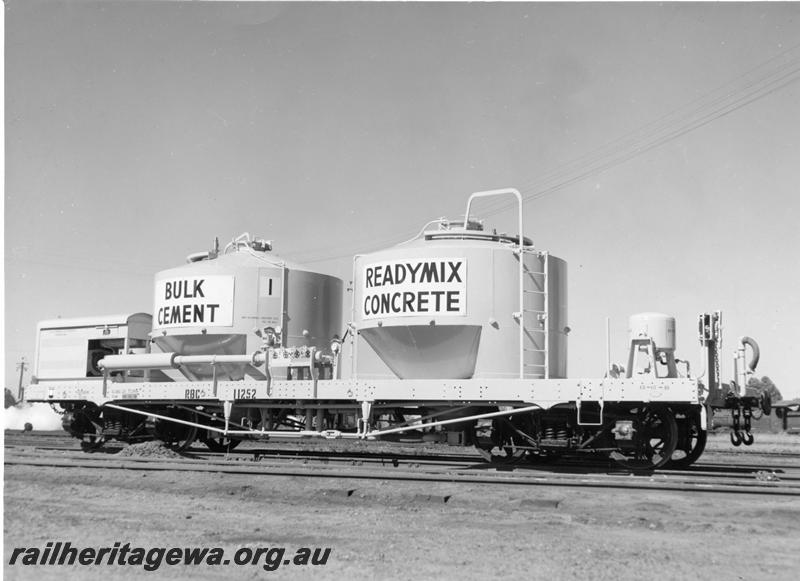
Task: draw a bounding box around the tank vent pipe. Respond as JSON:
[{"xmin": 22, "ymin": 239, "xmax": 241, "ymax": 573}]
[{"xmin": 739, "ymin": 336, "xmax": 760, "ymax": 372}]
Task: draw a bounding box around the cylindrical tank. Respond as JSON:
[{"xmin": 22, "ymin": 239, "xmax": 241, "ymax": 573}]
[
  {"xmin": 626, "ymin": 312, "xmax": 677, "ymax": 378},
  {"xmin": 352, "ymin": 222, "xmax": 567, "ymax": 379},
  {"xmin": 151, "ymin": 235, "xmax": 343, "ymax": 380},
  {"xmin": 628, "ymin": 313, "xmax": 676, "ymax": 351}
]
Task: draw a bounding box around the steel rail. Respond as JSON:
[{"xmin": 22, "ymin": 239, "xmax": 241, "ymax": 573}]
[
  {"xmin": 7, "ymin": 430, "xmax": 800, "ymax": 464},
  {"xmin": 7, "ymin": 446, "xmax": 800, "ymax": 487},
  {"xmin": 6, "ymin": 432, "xmax": 800, "ymax": 468},
  {"xmin": 5, "ymin": 440, "xmax": 800, "ymax": 476},
  {"xmin": 6, "ymin": 444, "xmax": 800, "ymax": 482},
  {"xmin": 5, "ymin": 451, "xmax": 800, "ymax": 497}
]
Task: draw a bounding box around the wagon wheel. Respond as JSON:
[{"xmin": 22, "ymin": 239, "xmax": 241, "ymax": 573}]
[
  {"xmin": 202, "ymin": 433, "xmax": 242, "ymax": 453},
  {"xmin": 500, "ymin": 437, "xmax": 529, "ymax": 464},
  {"xmin": 74, "ymin": 409, "xmax": 105, "ymax": 451},
  {"xmin": 525, "ymin": 449, "xmax": 563, "ymax": 464},
  {"xmin": 475, "ymin": 444, "xmax": 526, "ymax": 464},
  {"xmin": 610, "ymin": 406, "xmax": 678, "ymax": 471},
  {"xmin": 472, "ymin": 439, "xmax": 525, "ymax": 464},
  {"xmin": 472, "ymin": 418, "xmax": 530, "ymax": 464},
  {"xmin": 152, "ymin": 409, "xmax": 198, "ymax": 452},
  {"xmin": 667, "ymin": 414, "xmax": 707, "ymax": 469},
  {"xmin": 79, "ymin": 427, "xmax": 106, "ymax": 452}
]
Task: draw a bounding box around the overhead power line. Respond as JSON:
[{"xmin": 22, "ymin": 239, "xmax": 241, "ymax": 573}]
[
  {"xmin": 286, "ymin": 45, "xmax": 800, "ymax": 264},
  {"xmin": 477, "ymin": 44, "xmax": 800, "ymax": 217}
]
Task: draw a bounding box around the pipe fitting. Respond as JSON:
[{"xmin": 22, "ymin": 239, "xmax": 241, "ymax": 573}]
[{"xmin": 739, "ymin": 336, "xmax": 760, "ymax": 372}]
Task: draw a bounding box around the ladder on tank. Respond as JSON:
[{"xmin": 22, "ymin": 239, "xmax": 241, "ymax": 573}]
[
  {"xmin": 463, "ymin": 188, "xmax": 549, "ymax": 380},
  {"xmin": 520, "ymin": 249, "xmax": 549, "ymax": 379}
]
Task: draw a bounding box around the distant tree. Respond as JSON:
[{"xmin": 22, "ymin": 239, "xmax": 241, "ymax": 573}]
[
  {"xmin": 747, "ymin": 376, "xmax": 783, "ymax": 402},
  {"xmin": 5, "ymin": 388, "xmax": 17, "ymax": 409}
]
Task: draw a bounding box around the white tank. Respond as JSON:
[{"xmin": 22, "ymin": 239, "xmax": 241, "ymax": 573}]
[
  {"xmin": 353, "ymin": 221, "xmax": 567, "ymax": 379},
  {"xmin": 628, "ymin": 312, "xmax": 676, "ymax": 351},
  {"xmin": 151, "ymin": 234, "xmax": 343, "ymax": 380}
]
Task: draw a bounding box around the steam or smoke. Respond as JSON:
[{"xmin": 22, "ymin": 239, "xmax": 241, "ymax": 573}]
[{"xmin": 3, "ymin": 403, "xmax": 63, "ymax": 431}]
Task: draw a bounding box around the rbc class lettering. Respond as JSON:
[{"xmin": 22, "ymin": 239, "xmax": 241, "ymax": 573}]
[{"xmin": 157, "ymin": 279, "xmax": 220, "ymax": 325}]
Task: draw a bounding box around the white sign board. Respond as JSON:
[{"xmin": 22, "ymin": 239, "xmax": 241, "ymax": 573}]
[
  {"xmin": 154, "ymin": 275, "xmax": 235, "ymax": 327},
  {"xmin": 361, "ymin": 258, "xmax": 466, "ymax": 320}
]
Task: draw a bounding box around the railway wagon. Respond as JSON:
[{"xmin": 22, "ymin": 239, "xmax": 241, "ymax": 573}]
[{"xmin": 24, "ymin": 189, "xmax": 770, "ymax": 469}]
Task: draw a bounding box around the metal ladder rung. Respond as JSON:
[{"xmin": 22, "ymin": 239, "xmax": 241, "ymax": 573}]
[{"xmin": 516, "ymin": 226, "xmax": 549, "ymax": 379}]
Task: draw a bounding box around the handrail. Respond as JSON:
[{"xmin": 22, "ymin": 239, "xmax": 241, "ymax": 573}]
[{"xmin": 465, "ymin": 188, "xmax": 525, "ymax": 378}]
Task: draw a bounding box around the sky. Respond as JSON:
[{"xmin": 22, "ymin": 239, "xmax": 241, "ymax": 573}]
[{"xmin": 4, "ymin": 1, "xmax": 800, "ymax": 398}]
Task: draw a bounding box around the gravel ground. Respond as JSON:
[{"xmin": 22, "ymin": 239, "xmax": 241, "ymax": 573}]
[
  {"xmin": 4, "ymin": 452, "xmax": 800, "ymax": 581},
  {"xmin": 115, "ymin": 441, "xmax": 183, "ymax": 459}
]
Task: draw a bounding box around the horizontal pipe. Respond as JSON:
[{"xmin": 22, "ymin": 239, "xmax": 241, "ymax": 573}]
[
  {"xmin": 101, "ymin": 353, "xmax": 177, "ymax": 370},
  {"xmin": 173, "ymin": 354, "xmax": 266, "ymax": 366},
  {"xmin": 222, "ymin": 430, "xmax": 360, "ymax": 439},
  {"xmin": 100, "ymin": 352, "xmax": 267, "ymax": 371}
]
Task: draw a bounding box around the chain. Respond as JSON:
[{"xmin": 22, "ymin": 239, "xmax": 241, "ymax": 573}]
[{"xmin": 743, "ymin": 407, "xmax": 752, "ymax": 433}]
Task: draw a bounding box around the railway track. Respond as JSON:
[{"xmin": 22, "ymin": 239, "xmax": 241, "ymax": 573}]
[
  {"xmin": 5, "ymin": 432, "xmax": 800, "ymax": 497},
  {"xmin": 8, "ymin": 429, "xmax": 800, "ymax": 454},
  {"xmin": 6, "ymin": 430, "xmax": 800, "ymax": 465}
]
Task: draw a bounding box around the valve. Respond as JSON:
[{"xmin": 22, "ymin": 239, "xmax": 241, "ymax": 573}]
[{"xmin": 255, "ymin": 326, "xmax": 281, "ymax": 348}]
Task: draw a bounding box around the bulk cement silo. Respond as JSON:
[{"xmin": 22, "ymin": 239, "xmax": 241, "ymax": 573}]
[{"xmin": 151, "ymin": 234, "xmax": 343, "ymax": 380}]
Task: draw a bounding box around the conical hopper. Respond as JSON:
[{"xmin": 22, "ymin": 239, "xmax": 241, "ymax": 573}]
[{"xmin": 360, "ymin": 325, "xmax": 482, "ymax": 379}]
